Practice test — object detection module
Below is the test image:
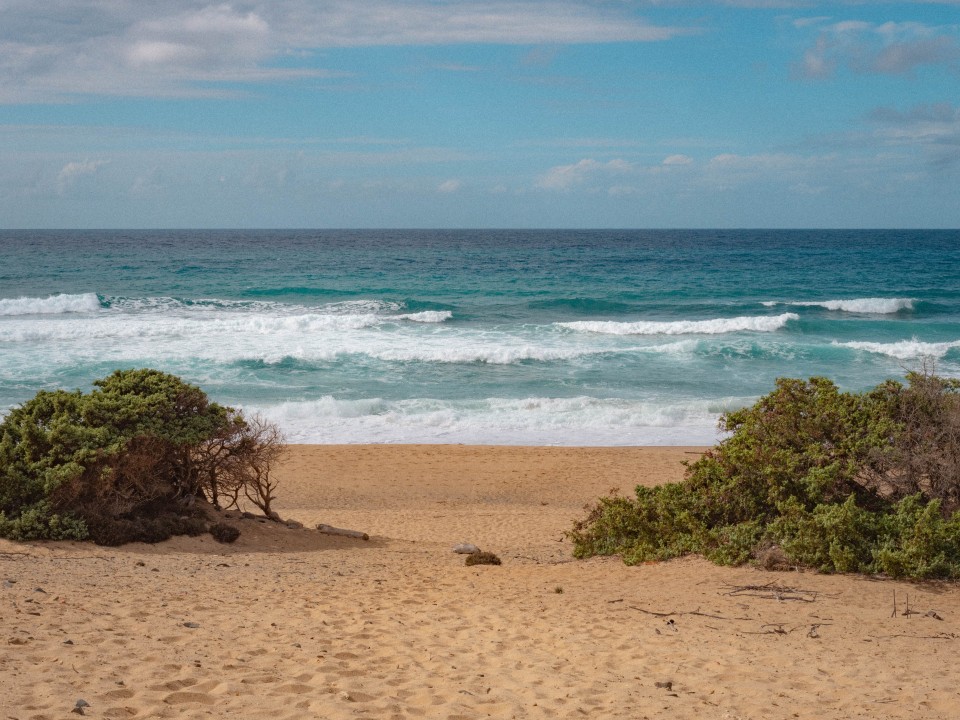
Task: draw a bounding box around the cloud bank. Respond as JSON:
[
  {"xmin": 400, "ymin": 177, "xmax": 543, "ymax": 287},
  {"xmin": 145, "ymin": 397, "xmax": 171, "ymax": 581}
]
[
  {"xmin": 0, "ymin": 1, "xmax": 689, "ymax": 103},
  {"xmin": 794, "ymin": 18, "xmax": 960, "ymax": 79}
]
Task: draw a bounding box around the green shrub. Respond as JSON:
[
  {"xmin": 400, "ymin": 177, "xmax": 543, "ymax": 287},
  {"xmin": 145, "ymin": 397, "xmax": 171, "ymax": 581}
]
[
  {"xmin": 0, "ymin": 369, "xmax": 283, "ymax": 544},
  {"xmin": 0, "ymin": 503, "xmax": 88, "ymax": 541},
  {"xmin": 571, "ymin": 372, "xmax": 960, "ymax": 580}
]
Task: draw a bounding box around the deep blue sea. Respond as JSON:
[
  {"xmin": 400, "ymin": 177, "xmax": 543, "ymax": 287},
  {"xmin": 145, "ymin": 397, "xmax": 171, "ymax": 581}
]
[{"xmin": 1, "ymin": 229, "xmax": 958, "ymax": 445}]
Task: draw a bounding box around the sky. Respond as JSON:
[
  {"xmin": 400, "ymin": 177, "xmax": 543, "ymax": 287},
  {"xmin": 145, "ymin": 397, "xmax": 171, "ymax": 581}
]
[{"xmin": 1, "ymin": 1, "xmax": 958, "ymax": 229}]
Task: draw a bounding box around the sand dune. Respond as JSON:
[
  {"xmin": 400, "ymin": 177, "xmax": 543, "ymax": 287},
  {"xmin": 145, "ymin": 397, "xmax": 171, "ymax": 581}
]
[{"xmin": 2, "ymin": 445, "xmax": 959, "ymax": 719}]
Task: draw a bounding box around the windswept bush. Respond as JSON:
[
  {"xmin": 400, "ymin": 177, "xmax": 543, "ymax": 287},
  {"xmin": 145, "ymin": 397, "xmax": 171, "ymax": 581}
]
[
  {"xmin": 209, "ymin": 522, "xmax": 241, "ymax": 544},
  {"xmin": 0, "ymin": 369, "xmax": 284, "ymax": 543},
  {"xmin": 570, "ymin": 371, "xmax": 960, "ymax": 580}
]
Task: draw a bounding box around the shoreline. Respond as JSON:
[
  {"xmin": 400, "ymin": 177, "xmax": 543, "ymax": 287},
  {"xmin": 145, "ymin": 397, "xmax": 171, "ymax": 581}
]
[{"xmin": 4, "ymin": 443, "xmax": 960, "ymax": 719}]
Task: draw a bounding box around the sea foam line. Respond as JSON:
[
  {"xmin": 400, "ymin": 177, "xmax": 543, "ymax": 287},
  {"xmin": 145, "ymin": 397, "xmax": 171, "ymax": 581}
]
[
  {"xmin": 834, "ymin": 339, "xmax": 960, "ymax": 360},
  {"xmin": 252, "ymin": 395, "xmax": 747, "ymax": 445},
  {"xmin": 763, "ymin": 298, "xmax": 914, "ymax": 314},
  {"xmin": 556, "ymin": 313, "xmax": 798, "ymax": 336},
  {"xmin": 0, "ymin": 292, "xmax": 102, "ymax": 316}
]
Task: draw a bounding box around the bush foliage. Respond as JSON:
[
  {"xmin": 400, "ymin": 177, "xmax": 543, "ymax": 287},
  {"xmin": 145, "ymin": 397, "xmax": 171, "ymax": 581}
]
[
  {"xmin": 209, "ymin": 522, "xmax": 241, "ymax": 544},
  {"xmin": 0, "ymin": 369, "xmax": 283, "ymax": 544},
  {"xmin": 570, "ymin": 371, "xmax": 960, "ymax": 579}
]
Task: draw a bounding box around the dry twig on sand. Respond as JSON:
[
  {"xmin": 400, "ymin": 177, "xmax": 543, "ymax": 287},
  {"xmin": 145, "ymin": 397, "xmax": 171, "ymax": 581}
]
[
  {"xmin": 628, "ymin": 606, "xmax": 753, "ymax": 621},
  {"xmin": 723, "ymin": 581, "xmax": 828, "ymax": 603}
]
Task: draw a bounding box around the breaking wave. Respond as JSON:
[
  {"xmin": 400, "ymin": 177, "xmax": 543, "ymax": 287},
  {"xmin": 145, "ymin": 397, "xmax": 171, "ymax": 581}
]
[
  {"xmin": 0, "ymin": 292, "xmax": 102, "ymax": 316},
  {"xmin": 763, "ymin": 298, "xmax": 914, "ymax": 314},
  {"xmin": 834, "ymin": 339, "xmax": 960, "ymax": 360},
  {"xmin": 556, "ymin": 313, "xmax": 798, "ymax": 336}
]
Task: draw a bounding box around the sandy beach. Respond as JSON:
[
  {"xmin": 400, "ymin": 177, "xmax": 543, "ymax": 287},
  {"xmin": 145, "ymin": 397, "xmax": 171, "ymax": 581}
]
[{"xmin": 3, "ymin": 444, "xmax": 960, "ymax": 720}]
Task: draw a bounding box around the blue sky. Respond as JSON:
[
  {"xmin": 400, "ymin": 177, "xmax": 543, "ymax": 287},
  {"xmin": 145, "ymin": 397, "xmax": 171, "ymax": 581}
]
[{"xmin": 1, "ymin": 1, "xmax": 958, "ymax": 228}]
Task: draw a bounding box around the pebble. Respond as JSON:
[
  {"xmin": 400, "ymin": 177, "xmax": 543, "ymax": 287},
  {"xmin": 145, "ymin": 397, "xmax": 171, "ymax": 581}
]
[
  {"xmin": 183, "ymin": 622, "xmax": 200, "ymax": 629},
  {"xmin": 63, "ymin": 639, "xmax": 74, "ymax": 645},
  {"xmin": 452, "ymin": 543, "xmax": 480, "ymax": 554}
]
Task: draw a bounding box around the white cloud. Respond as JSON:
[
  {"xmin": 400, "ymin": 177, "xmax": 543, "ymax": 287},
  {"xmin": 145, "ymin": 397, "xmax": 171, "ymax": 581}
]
[
  {"xmin": 275, "ymin": 1, "xmax": 688, "ymax": 47},
  {"xmin": 437, "ymin": 179, "xmax": 462, "ymax": 193},
  {"xmin": 535, "ymin": 158, "xmax": 633, "ymax": 190},
  {"xmin": 0, "ymin": 1, "xmax": 691, "ymax": 103},
  {"xmin": 662, "ymin": 154, "xmax": 694, "ymax": 165},
  {"xmin": 794, "ymin": 18, "xmax": 960, "ymax": 79},
  {"xmin": 56, "ymin": 159, "xmax": 107, "ymax": 193}
]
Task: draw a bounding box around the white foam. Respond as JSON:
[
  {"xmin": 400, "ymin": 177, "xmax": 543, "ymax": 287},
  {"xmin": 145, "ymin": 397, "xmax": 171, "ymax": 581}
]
[
  {"xmin": 0, "ymin": 292, "xmax": 101, "ymax": 316},
  {"xmin": 835, "ymin": 339, "xmax": 960, "ymax": 360},
  {"xmin": 251, "ymin": 395, "xmax": 744, "ymax": 445},
  {"xmin": 105, "ymin": 296, "xmax": 292, "ymax": 314},
  {"xmin": 322, "ymin": 299, "xmax": 403, "ymax": 315},
  {"xmin": 0, "ymin": 306, "xmax": 700, "ymax": 367},
  {"xmin": 394, "ymin": 310, "xmax": 453, "ymax": 323},
  {"xmin": 557, "ymin": 313, "xmax": 798, "ymax": 336},
  {"xmin": 766, "ymin": 298, "xmax": 914, "ymax": 314}
]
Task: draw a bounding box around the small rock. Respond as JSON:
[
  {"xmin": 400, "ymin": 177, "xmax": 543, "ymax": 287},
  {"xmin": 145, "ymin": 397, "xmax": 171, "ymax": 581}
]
[
  {"xmin": 2, "ymin": 580, "xmax": 13, "ymax": 589},
  {"xmin": 654, "ymin": 681, "xmax": 673, "ymax": 691},
  {"xmin": 135, "ymin": 560, "xmax": 146, "ymax": 567},
  {"xmin": 285, "ymin": 520, "xmax": 304, "ymax": 530},
  {"xmin": 293, "ymin": 642, "xmax": 301, "ymax": 648},
  {"xmin": 75, "ymin": 699, "xmax": 90, "ymax": 708},
  {"xmin": 63, "ymin": 639, "xmax": 74, "ymax": 645},
  {"xmin": 34, "ymin": 587, "xmax": 47, "ymax": 593},
  {"xmin": 183, "ymin": 622, "xmax": 200, "ymax": 629},
  {"xmin": 452, "ymin": 543, "xmax": 480, "ymax": 554}
]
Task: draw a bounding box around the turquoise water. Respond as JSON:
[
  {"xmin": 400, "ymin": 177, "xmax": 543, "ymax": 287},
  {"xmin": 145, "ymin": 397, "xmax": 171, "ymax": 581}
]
[{"xmin": 1, "ymin": 229, "xmax": 958, "ymax": 444}]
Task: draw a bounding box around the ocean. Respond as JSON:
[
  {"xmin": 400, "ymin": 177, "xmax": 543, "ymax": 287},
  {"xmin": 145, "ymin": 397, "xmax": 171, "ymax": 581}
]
[{"xmin": 1, "ymin": 229, "xmax": 958, "ymax": 445}]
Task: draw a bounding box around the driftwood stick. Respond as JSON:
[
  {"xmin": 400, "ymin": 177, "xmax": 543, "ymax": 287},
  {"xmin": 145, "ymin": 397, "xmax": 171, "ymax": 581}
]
[
  {"xmin": 629, "ymin": 606, "xmax": 751, "ymax": 621},
  {"xmin": 630, "ymin": 606, "xmax": 673, "ymax": 617},
  {"xmin": 724, "ymin": 583, "xmax": 824, "ymax": 602},
  {"xmin": 870, "ymin": 632, "xmax": 958, "ymax": 641},
  {"xmin": 316, "ymin": 523, "xmax": 370, "ymax": 541}
]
